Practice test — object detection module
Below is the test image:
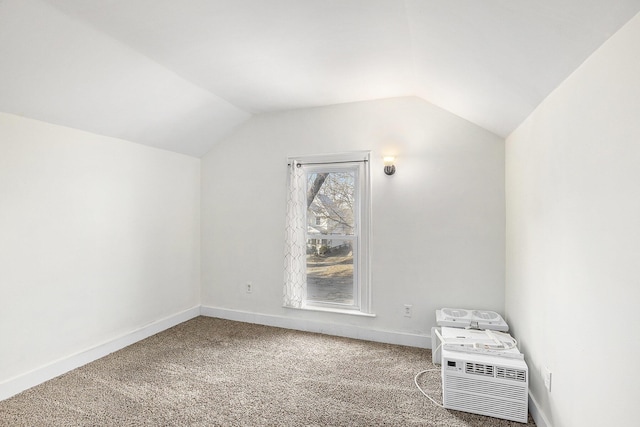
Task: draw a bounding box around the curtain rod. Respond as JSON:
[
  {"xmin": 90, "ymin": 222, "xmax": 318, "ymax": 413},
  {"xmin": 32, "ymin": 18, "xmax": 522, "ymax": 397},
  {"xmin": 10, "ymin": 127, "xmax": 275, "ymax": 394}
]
[{"xmin": 288, "ymin": 159, "xmax": 368, "ymax": 167}]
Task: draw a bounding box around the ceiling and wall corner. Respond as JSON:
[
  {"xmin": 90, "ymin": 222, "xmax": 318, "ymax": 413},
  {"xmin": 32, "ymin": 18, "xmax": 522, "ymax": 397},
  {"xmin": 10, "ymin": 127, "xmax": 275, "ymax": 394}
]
[
  {"xmin": 505, "ymin": 10, "xmax": 640, "ymax": 426},
  {"xmin": 1, "ymin": 0, "xmax": 639, "ymax": 156},
  {"xmin": 0, "ymin": 0, "xmax": 250, "ymax": 157}
]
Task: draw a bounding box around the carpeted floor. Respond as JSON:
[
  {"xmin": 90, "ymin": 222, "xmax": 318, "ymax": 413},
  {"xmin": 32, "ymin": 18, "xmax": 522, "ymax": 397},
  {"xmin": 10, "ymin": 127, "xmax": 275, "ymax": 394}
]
[{"xmin": 0, "ymin": 317, "xmax": 535, "ymax": 426}]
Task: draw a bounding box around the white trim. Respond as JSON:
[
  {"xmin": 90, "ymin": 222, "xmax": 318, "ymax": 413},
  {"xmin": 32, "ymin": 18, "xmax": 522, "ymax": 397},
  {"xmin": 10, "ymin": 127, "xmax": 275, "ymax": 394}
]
[
  {"xmin": 294, "ymin": 304, "xmax": 377, "ymax": 317},
  {"xmin": 528, "ymin": 391, "xmax": 552, "ymax": 427},
  {"xmin": 201, "ymin": 306, "xmax": 429, "ymax": 348},
  {"xmin": 0, "ymin": 306, "xmax": 200, "ymax": 402}
]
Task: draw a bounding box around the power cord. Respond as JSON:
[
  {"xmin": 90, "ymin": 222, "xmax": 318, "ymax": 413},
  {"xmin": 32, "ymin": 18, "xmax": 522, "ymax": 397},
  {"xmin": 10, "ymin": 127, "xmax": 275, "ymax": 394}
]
[
  {"xmin": 414, "ymin": 368, "xmax": 444, "ymax": 408},
  {"xmin": 414, "ymin": 342, "xmax": 444, "ymax": 408}
]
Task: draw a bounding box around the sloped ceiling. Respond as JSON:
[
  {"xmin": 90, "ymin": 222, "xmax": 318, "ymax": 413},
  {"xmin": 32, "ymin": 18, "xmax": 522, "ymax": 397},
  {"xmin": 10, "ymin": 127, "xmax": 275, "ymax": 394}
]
[{"xmin": 1, "ymin": 0, "xmax": 639, "ymax": 157}]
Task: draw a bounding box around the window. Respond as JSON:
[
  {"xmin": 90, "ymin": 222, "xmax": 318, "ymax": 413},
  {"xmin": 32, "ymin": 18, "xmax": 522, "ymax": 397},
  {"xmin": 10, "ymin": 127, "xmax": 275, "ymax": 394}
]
[{"xmin": 284, "ymin": 152, "xmax": 371, "ymax": 314}]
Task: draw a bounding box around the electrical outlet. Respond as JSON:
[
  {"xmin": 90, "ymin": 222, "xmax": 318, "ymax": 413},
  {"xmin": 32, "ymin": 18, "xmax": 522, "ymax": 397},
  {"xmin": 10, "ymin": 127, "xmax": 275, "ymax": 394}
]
[
  {"xmin": 246, "ymin": 282, "xmax": 253, "ymax": 293},
  {"xmin": 542, "ymin": 366, "xmax": 552, "ymax": 392},
  {"xmin": 403, "ymin": 304, "xmax": 412, "ymax": 318}
]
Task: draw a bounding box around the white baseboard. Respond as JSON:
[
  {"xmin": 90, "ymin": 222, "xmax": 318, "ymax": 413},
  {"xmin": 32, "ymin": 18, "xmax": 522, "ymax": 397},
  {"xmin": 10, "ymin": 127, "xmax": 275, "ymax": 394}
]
[
  {"xmin": 529, "ymin": 392, "xmax": 551, "ymax": 427},
  {"xmin": 0, "ymin": 306, "xmax": 200, "ymax": 402},
  {"xmin": 200, "ymin": 306, "xmax": 430, "ymax": 348}
]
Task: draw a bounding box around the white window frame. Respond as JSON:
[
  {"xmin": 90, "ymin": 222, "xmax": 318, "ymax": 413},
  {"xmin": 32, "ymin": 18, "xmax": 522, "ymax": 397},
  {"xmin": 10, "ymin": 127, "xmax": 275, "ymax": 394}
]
[{"xmin": 287, "ymin": 151, "xmax": 372, "ymax": 315}]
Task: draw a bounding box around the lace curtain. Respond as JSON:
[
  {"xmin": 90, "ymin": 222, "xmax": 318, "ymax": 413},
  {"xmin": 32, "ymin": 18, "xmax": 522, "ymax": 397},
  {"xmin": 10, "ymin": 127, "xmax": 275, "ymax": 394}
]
[{"xmin": 283, "ymin": 160, "xmax": 306, "ymax": 308}]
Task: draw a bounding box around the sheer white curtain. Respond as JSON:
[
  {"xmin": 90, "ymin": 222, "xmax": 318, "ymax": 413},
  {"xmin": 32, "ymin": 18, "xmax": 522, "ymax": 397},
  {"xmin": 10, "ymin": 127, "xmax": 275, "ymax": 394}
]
[{"xmin": 283, "ymin": 160, "xmax": 306, "ymax": 308}]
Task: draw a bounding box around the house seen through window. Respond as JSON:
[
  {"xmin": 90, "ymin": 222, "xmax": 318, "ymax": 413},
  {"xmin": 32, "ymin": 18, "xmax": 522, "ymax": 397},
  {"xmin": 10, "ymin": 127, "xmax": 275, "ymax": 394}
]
[{"xmin": 306, "ymin": 169, "xmax": 356, "ymax": 305}]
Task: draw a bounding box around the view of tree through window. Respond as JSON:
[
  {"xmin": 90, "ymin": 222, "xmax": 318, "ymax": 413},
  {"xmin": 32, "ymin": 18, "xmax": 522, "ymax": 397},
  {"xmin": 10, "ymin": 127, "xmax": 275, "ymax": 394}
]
[{"xmin": 306, "ymin": 170, "xmax": 356, "ymax": 305}]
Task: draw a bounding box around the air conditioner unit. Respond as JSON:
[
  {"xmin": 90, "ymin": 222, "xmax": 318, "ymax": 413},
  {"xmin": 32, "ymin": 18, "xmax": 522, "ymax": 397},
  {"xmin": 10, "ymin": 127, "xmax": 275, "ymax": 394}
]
[{"xmin": 441, "ymin": 347, "xmax": 528, "ymax": 423}]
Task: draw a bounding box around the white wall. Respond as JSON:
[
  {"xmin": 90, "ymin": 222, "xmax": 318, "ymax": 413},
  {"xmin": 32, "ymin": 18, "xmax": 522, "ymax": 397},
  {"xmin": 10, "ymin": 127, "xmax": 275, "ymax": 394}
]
[
  {"xmin": 201, "ymin": 96, "xmax": 504, "ymax": 342},
  {"xmin": 506, "ymin": 12, "xmax": 640, "ymax": 427},
  {"xmin": 0, "ymin": 113, "xmax": 201, "ymax": 384}
]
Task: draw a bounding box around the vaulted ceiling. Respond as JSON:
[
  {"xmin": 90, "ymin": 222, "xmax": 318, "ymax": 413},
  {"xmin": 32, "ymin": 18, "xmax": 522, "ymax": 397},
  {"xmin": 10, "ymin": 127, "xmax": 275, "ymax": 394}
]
[{"xmin": 1, "ymin": 0, "xmax": 639, "ymax": 156}]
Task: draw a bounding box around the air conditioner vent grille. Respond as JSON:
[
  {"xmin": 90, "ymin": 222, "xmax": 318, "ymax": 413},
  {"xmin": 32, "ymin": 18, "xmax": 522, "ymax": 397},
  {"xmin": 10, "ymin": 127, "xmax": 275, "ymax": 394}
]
[
  {"xmin": 444, "ymin": 375, "xmax": 527, "ymax": 401},
  {"xmin": 443, "ymin": 308, "xmax": 469, "ymax": 318},
  {"xmin": 496, "ymin": 366, "xmax": 527, "ymax": 382},
  {"xmin": 465, "ymin": 362, "xmax": 494, "ymax": 377},
  {"xmin": 472, "ymin": 310, "xmax": 499, "ymax": 320},
  {"xmin": 444, "ymin": 389, "xmax": 528, "ymax": 423}
]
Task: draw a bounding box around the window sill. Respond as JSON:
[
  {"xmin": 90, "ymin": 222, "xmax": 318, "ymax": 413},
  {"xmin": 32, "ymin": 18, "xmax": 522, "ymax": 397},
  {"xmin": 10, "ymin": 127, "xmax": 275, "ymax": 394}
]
[{"xmin": 286, "ymin": 305, "xmax": 376, "ymax": 318}]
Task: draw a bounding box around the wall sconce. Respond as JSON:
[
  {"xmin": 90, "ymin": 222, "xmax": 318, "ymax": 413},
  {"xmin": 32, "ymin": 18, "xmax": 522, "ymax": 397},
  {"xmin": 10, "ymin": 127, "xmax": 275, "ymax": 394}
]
[{"xmin": 383, "ymin": 156, "xmax": 396, "ymax": 175}]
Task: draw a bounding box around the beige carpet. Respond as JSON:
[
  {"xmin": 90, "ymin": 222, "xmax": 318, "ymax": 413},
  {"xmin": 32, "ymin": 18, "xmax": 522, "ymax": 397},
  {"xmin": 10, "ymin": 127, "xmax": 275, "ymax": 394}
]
[{"xmin": 0, "ymin": 317, "xmax": 535, "ymax": 426}]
